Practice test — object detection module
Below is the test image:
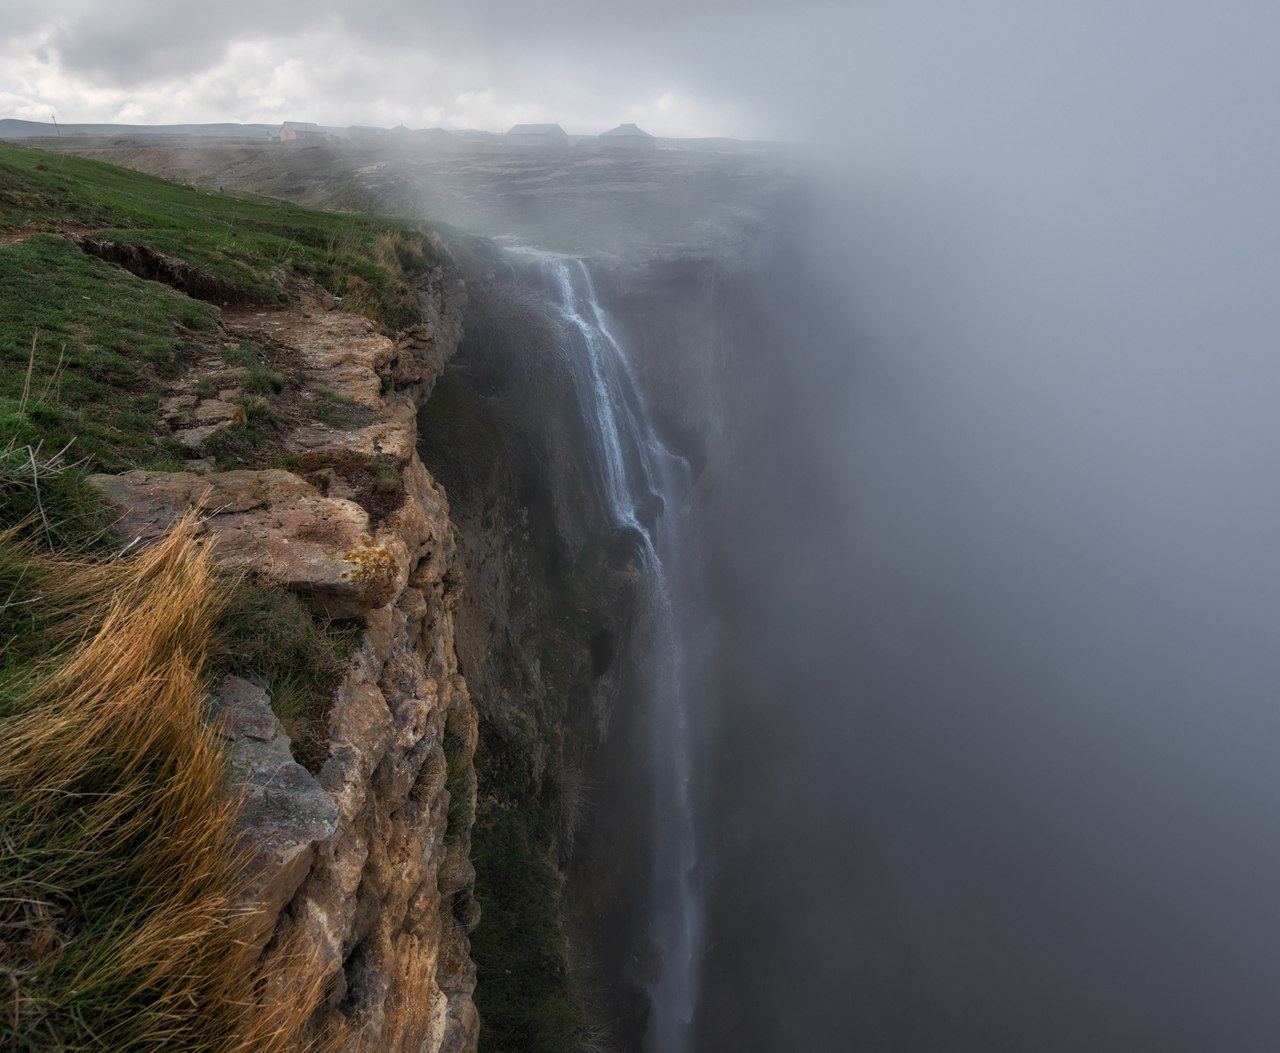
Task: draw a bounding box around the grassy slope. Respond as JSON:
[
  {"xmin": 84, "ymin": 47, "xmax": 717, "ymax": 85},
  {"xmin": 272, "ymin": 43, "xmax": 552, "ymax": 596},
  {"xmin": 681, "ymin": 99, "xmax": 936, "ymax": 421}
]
[
  {"xmin": 0, "ymin": 143, "xmax": 440, "ymax": 1047},
  {"xmin": 0, "ymin": 143, "xmax": 438, "ymax": 322},
  {"xmin": 0, "ymin": 141, "xmax": 440, "ymax": 538},
  {"xmin": 1, "ymin": 236, "xmax": 214, "ymax": 466}
]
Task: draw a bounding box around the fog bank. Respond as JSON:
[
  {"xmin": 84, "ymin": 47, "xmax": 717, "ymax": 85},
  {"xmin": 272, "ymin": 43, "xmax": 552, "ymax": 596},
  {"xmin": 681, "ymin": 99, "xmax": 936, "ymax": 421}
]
[{"xmin": 693, "ymin": 4, "xmax": 1280, "ymax": 1049}]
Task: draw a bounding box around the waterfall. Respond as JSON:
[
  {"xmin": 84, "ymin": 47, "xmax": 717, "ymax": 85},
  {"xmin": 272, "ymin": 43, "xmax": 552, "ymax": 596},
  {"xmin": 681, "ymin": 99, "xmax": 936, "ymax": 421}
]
[{"xmin": 518, "ymin": 248, "xmax": 703, "ymax": 1053}]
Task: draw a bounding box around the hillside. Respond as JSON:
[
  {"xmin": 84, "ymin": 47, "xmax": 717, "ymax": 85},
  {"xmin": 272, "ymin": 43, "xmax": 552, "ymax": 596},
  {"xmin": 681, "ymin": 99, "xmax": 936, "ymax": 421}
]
[{"xmin": 0, "ymin": 120, "xmax": 275, "ymax": 140}]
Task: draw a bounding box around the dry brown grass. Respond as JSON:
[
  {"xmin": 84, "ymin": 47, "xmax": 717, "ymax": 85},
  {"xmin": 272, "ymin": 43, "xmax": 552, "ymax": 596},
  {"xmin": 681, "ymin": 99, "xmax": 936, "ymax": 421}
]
[
  {"xmin": 328, "ymin": 227, "xmax": 428, "ymax": 327},
  {"xmin": 371, "ymin": 230, "xmax": 427, "ymax": 273},
  {"xmin": 0, "ymin": 519, "xmax": 340, "ymax": 1051}
]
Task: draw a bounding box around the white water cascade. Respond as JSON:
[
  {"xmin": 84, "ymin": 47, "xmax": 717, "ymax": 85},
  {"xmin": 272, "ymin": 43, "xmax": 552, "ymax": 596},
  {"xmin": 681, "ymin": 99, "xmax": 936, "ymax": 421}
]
[{"xmin": 523, "ymin": 249, "xmax": 703, "ymax": 1053}]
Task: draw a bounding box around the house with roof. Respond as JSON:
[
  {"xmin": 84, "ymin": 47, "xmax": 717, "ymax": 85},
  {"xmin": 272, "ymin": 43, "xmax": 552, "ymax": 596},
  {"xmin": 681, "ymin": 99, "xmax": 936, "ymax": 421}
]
[
  {"xmin": 505, "ymin": 123, "xmax": 570, "ymax": 149},
  {"xmin": 279, "ymin": 121, "xmax": 327, "ymax": 142},
  {"xmin": 599, "ymin": 123, "xmax": 656, "ymax": 151}
]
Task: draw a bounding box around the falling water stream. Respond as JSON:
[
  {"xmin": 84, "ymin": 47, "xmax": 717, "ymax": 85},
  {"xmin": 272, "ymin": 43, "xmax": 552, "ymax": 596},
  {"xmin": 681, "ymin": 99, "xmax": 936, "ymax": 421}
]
[{"xmin": 515, "ymin": 248, "xmax": 702, "ymax": 1052}]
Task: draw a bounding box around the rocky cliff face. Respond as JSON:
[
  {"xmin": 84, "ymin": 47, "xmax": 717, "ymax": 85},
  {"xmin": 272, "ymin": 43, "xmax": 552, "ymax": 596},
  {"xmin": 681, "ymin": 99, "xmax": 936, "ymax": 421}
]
[
  {"xmin": 416, "ymin": 254, "xmax": 640, "ymax": 1050},
  {"xmin": 91, "ymin": 265, "xmax": 481, "ymax": 1051}
]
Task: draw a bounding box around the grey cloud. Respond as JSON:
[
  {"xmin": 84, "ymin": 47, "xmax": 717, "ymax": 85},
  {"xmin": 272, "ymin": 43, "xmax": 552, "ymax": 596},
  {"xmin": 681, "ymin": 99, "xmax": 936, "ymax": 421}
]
[
  {"xmin": 1, "ymin": 2, "xmax": 57, "ymax": 38},
  {"xmin": 48, "ymin": 1, "xmax": 314, "ymax": 84},
  {"xmin": 34, "ymin": 0, "xmax": 836, "ymax": 132}
]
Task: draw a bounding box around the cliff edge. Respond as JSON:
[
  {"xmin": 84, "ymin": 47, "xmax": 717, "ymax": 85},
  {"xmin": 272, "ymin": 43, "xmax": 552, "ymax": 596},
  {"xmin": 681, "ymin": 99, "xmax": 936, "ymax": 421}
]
[{"xmin": 88, "ymin": 267, "xmax": 480, "ymax": 1051}]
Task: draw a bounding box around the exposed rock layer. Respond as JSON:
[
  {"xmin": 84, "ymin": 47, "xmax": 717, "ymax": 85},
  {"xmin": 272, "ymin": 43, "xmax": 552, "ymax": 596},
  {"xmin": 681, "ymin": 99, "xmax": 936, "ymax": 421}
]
[{"xmin": 91, "ymin": 269, "xmax": 478, "ymax": 1052}]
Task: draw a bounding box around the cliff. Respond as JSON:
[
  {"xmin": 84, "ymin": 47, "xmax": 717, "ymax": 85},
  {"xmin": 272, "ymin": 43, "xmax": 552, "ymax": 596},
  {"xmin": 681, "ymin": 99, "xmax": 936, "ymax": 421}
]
[
  {"xmin": 417, "ymin": 246, "xmax": 639, "ymax": 1050},
  {"xmin": 88, "ymin": 266, "xmax": 483, "ymax": 1051},
  {"xmin": 1, "ymin": 141, "xmax": 719, "ymax": 1051}
]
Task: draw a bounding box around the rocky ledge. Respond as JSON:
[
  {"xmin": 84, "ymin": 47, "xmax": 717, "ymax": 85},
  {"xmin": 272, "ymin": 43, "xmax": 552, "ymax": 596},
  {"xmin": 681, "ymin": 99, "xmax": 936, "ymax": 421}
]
[{"xmin": 89, "ymin": 270, "xmax": 479, "ymax": 1052}]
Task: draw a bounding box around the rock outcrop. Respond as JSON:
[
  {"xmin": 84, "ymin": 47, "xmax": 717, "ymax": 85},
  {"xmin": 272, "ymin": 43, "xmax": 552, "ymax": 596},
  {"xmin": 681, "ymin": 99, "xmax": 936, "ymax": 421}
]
[
  {"xmin": 90, "ymin": 267, "xmax": 478, "ymax": 1052},
  {"xmin": 90, "ymin": 469, "xmax": 402, "ymax": 618},
  {"xmin": 207, "ymin": 676, "xmax": 340, "ymax": 954}
]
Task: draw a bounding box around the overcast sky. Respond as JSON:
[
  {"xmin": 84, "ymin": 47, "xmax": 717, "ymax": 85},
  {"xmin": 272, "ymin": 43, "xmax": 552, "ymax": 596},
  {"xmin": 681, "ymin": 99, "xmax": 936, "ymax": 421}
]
[
  {"xmin": 7, "ymin": 2, "xmax": 1275, "ymax": 145},
  {"xmin": 0, "ymin": 0, "xmax": 811, "ymax": 135}
]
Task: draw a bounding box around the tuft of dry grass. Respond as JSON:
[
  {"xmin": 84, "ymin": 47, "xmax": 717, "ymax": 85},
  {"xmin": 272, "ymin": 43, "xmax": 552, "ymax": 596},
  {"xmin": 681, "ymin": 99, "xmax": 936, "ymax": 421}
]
[
  {"xmin": 0, "ymin": 519, "xmax": 339, "ymax": 1051},
  {"xmin": 321, "ymin": 225, "xmax": 432, "ymax": 328}
]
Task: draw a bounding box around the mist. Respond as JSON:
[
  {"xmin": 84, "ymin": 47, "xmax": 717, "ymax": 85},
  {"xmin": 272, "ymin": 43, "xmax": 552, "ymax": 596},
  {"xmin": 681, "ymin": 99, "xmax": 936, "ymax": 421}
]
[{"xmin": 690, "ymin": 3, "xmax": 1280, "ymax": 1049}]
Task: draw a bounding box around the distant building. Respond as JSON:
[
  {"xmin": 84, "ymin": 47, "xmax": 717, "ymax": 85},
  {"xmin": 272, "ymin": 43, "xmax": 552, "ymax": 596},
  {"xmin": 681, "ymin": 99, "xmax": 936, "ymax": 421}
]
[
  {"xmin": 505, "ymin": 123, "xmax": 570, "ymax": 149},
  {"xmin": 599, "ymin": 123, "xmax": 656, "ymax": 151},
  {"xmin": 348, "ymin": 125, "xmax": 391, "ymax": 143},
  {"xmin": 279, "ymin": 121, "xmax": 326, "ymax": 142}
]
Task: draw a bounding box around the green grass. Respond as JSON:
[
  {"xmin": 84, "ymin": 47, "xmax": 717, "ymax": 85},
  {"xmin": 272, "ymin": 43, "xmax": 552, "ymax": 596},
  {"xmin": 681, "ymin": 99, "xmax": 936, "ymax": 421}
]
[
  {"xmin": 201, "ymin": 395, "xmax": 282, "ymax": 470},
  {"xmin": 0, "ymin": 142, "xmax": 439, "ymax": 540},
  {"xmin": 0, "ymin": 142, "xmax": 442, "ymax": 329},
  {"xmin": 309, "ymin": 387, "xmax": 379, "ymax": 429},
  {"xmin": 0, "ymin": 154, "xmax": 120, "ymax": 229},
  {"xmin": 208, "ymin": 578, "xmax": 362, "ymax": 770},
  {"xmin": 0, "ymin": 235, "xmax": 214, "ymax": 543},
  {"xmin": 0, "ymin": 236, "xmax": 213, "ymax": 466}
]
